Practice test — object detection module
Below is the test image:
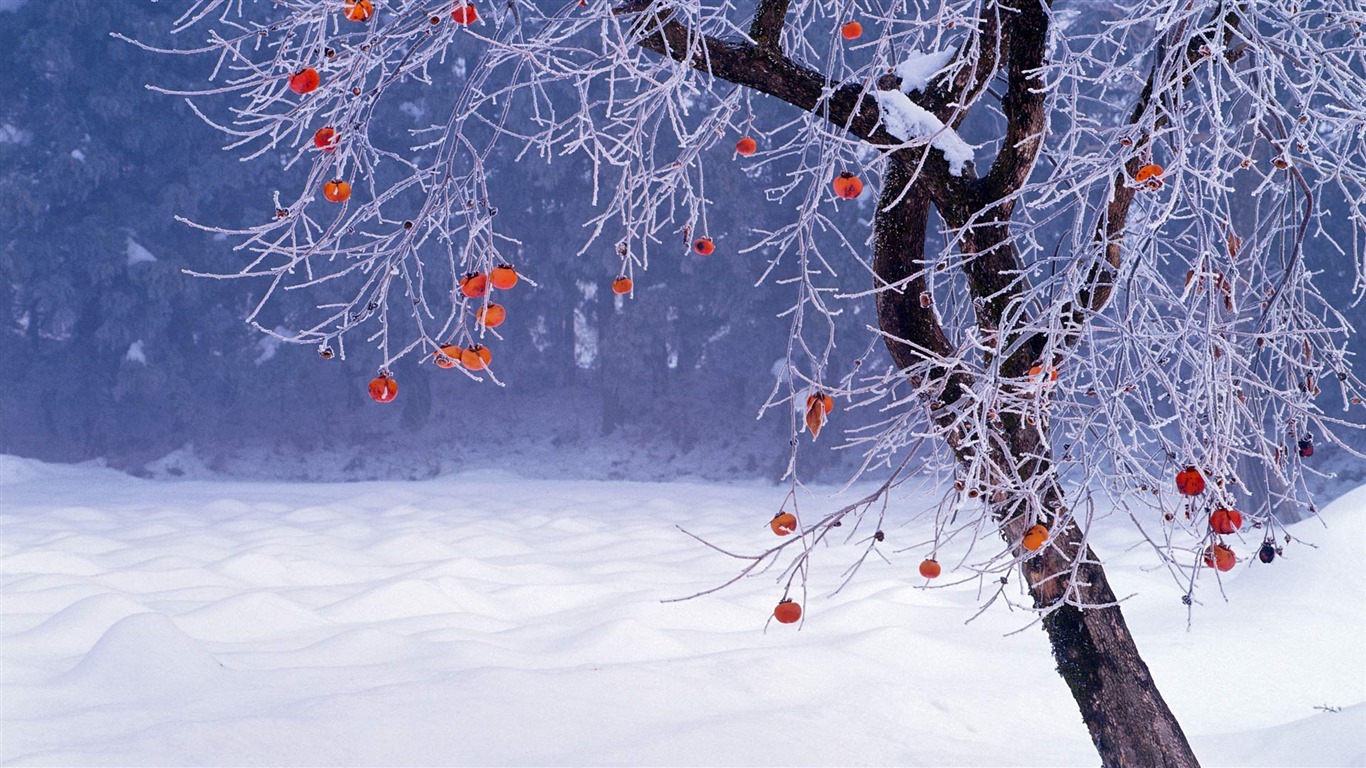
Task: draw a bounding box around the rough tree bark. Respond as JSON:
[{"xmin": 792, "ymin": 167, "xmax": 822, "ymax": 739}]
[{"xmin": 616, "ymin": 0, "xmax": 1216, "ymax": 764}]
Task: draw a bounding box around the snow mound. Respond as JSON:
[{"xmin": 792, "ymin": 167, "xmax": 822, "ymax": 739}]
[{"xmin": 59, "ymin": 613, "xmax": 228, "ymax": 696}]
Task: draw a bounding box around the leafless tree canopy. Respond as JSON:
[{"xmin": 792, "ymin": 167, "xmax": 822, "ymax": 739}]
[{"xmin": 132, "ymin": 0, "xmax": 1366, "ymax": 605}]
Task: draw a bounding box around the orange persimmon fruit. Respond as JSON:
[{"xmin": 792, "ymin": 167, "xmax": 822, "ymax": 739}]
[
  {"xmin": 832, "ymin": 171, "xmax": 864, "ymax": 200},
  {"xmin": 434, "ymin": 344, "xmax": 462, "ymax": 369},
  {"xmin": 1022, "ymin": 524, "xmax": 1049, "ymax": 552},
  {"xmin": 1175, "ymin": 466, "xmax": 1206, "ymax": 496},
  {"xmin": 323, "ymin": 179, "xmax": 351, "ymax": 203},
  {"xmin": 693, "ymin": 237, "xmax": 715, "ymax": 256},
  {"xmin": 461, "ymin": 344, "xmax": 492, "ymax": 370},
  {"xmin": 773, "ymin": 599, "xmax": 802, "ymax": 624},
  {"xmin": 735, "ymin": 136, "xmax": 757, "ymax": 156},
  {"xmin": 1135, "ymin": 163, "xmax": 1164, "ymax": 182},
  {"xmin": 313, "ymin": 127, "xmax": 338, "ymax": 152},
  {"xmin": 1209, "ymin": 508, "xmax": 1243, "ymax": 535},
  {"xmin": 368, "ymin": 374, "xmax": 398, "ymax": 402},
  {"xmin": 343, "ymin": 0, "xmax": 374, "ymax": 22},
  {"xmin": 1204, "ymin": 543, "xmax": 1236, "ymax": 572},
  {"xmin": 451, "ymin": 2, "xmax": 477, "ymax": 24},
  {"xmin": 611, "ymin": 276, "xmax": 633, "ymax": 295},
  {"xmin": 289, "ymin": 68, "xmax": 320, "ymax": 94},
  {"xmin": 770, "ymin": 512, "xmax": 797, "ymax": 536},
  {"xmin": 460, "ymin": 272, "xmax": 489, "ymax": 299},
  {"xmin": 476, "ymin": 303, "xmax": 506, "ymax": 328},
  {"xmin": 918, "ymin": 558, "xmax": 942, "ymax": 579},
  {"xmin": 490, "ymin": 264, "xmax": 519, "ymax": 290},
  {"xmin": 841, "ymin": 21, "xmax": 863, "ymax": 39},
  {"xmin": 804, "ymin": 391, "xmax": 834, "ymax": 439}
]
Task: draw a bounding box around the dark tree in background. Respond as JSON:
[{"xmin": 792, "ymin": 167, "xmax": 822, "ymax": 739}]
[{"xmin": 106, "ymin": 0, "xmax": 1366, "ymax": 763}]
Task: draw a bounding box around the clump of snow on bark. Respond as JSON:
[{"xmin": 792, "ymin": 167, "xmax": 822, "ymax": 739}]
[
  {"xmin": 874, "ymin": 90, "xmax": 975, "ymax": 176},
  {"xmin": 125, "ymin": 341, "xmax": 147, "ymax": 364},
  {"xmin": 894, "ymin": 48, "xmax": 956, "ymax": 93}
]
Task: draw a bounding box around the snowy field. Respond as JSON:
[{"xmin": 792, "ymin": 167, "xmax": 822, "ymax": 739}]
[{"xmin": 1, "ymin": 455, "xmax": 1363, "ymax": 767}]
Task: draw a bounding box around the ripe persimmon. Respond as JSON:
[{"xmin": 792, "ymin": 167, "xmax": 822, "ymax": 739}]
[
  {"xmin": 451, "ymin": 2, "xmax": 477, "ymax": 24},
  {"xmin": 611, "ymin": 276, "xmax": 632, "ymax": 295},
  {"xmin": 313, "ymin": 127, "xmax": 338, "ymax": 152},
  {"xmin": 773, "ymin": 599, "xmax": 802, "ymax": 624},
  {"xmin": 1022, "ymin": 524, "xmax": 1048, "ymax": 552},
  {"xmin": 735, "ymin": 136, "xmax": 757, "ymax": 156},
  {"xmin": 1175, "ymin": 466, "xmax": 1205, "ymax": 496},
  {"xmin": 841, "ymin": 21, "xmax": 862, "ymax": 39},
  {"xmin": 289, "ymin": 68, "xmax": 320, "ymax": 95},
  {"xmin": 832, "ymin": 171, "xmax": 863, "ymax": 200},
  {"xmin": 805, "ymin": 391, "xmax": 834, "ymax": 415},
  {"xmin": 434, "ymin": 344, "xmax": 461, "ymax": 369},
  {"xmin": 490, "ymin": 264, "xmax": 519, "ymax": 290},
  {"xmin": 1135, "ymin": 163, "xmax": 1163, "ymax": 182},
  {"xmin": 1204, "ymin": 543, "xmax": 1236, "ymax": 572},
  {"xmin": 368, "ymin": 374, "xmax": 398, "ymax": 402},
  {"xmin": 343, "ymin": 0, "xmax": 374, "ymax": 21},
  {"xmin": 919, "ymin": 558, "xmax": 942, "ymax": 579},
  {"xmin": 693, "ymin": 237, "xmax": 715, "ymax": 256},
  {"xmin": 461, "ymin": 343, "xmax": 492, "ymax": 370},
  {"xmin": 770, "ymin": 512, "xmax": 797, "ymax": 536},
  {"xmin": 460, "ymin": 272, "xmax": 489, "ymax": 299},
  {"xmin": 476, "ymin": 303, "xmax": 506, "ymax": 328},
  {"xmin": 323, "ymin": 180, "xmax": 351, "ymax": 203},
  {"xmin": 1209, "ymin": 508, "xmax": 1243, "ymax": 535}
]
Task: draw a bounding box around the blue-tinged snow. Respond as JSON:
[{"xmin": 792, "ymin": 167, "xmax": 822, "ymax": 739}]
[{"xmin": 1, "ymin": 456, "xmax": 1362, "ymax": 766}]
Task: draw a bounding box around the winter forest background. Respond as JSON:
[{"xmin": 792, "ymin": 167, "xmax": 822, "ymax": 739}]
[
  {"xmin": 1, "ymin": 0, "xmax": 885, "ymax": 484},
  {"xmin": 3, "ymin": 0, "xmax": 1365, "ymax": 501}
]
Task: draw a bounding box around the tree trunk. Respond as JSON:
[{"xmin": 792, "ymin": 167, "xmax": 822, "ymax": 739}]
[{"xmin": 874, "ymin": 157, "xmax": 1199, "ymax": 768}]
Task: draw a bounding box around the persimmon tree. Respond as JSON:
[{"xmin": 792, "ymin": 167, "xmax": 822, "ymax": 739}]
[{"xmin": 131, "ymin": 0, "xmax": 1366, "ymax": 764}]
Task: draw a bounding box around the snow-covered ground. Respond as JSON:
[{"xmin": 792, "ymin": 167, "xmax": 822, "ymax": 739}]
[{"xmin": 1, "ymin": 455, "xmax": 1363, "ymax": 766}]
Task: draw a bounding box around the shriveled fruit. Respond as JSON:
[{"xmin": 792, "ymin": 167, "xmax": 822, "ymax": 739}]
[
  {"xmin": 1027, "ymin": 363, "xmax": 1058, "ymax": 382},
  {"xmin": 804, "ymin": 392, "xmax": 834, "ymax": 439},
  {"xmin": 770, "ymin": 512, "xmax": 797, "ymax": 536}
]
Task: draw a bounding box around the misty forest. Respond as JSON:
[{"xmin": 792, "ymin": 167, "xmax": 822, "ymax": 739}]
[{"xmin": 2, "ymin": 0, "xmax": 1365, "ymax": 765}]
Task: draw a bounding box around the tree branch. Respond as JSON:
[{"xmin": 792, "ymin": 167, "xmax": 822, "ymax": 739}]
[{"xmin": 748, "ymin": 0, "xmax": 790, "ymax": 51}]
